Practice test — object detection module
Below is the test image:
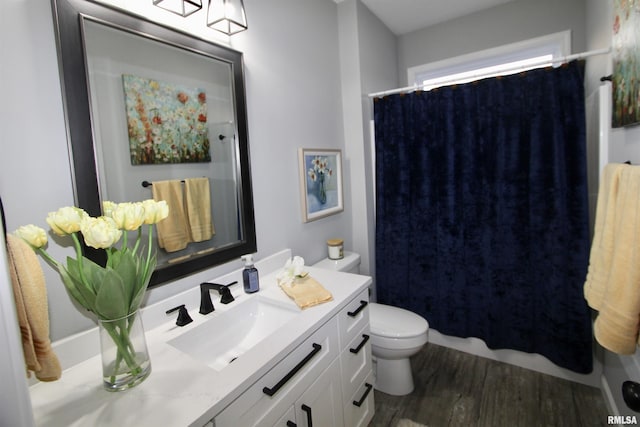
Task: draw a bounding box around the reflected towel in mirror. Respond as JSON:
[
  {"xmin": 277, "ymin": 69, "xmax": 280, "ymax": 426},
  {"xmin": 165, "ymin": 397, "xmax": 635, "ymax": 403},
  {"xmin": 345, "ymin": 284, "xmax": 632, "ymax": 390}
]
[
  {"xmin": 152, "ymin": 180, "xmax": 190, "ymax": 252},
  {"xmin": 185, "ymin": 177, "xmax": 215, "ymax": 242}
]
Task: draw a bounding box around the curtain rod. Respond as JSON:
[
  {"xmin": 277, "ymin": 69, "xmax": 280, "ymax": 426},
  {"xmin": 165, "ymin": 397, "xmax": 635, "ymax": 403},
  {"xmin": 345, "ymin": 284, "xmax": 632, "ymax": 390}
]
[{"xmin": 368, "ymin": 47, "xmax": 611, "ymax": 98}]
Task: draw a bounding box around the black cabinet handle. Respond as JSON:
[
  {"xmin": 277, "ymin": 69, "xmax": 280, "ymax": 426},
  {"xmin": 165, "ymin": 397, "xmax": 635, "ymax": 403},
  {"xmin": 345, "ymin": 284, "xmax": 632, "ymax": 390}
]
[
  {"xmin": 352, "ymin": 382, "xmax": 373, "ymax": 407},
  {"xmin": 347, "ymin": 300, "xmax": 368, "ymax": 317},
  {"xmin": 301, "ymin": 404, "xmax": 313, "ymax": 427},
  {"xmin": 286, "ymin": 421, "xmax": 297, "ymax": 427},
  {"xmin": 262, "ymin": 343, "xmax": 322, "ymax": 397},
  {"xmin": 349, "ymin": 334, "xmax": 370, "ymax": 354}
]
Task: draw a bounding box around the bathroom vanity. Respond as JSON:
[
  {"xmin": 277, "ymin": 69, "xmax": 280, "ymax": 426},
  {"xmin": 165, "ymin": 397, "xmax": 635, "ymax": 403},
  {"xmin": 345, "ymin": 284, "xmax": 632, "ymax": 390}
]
[{"xmin": 28, "ymin": 250, "xmax": 374, "ymax": 427}]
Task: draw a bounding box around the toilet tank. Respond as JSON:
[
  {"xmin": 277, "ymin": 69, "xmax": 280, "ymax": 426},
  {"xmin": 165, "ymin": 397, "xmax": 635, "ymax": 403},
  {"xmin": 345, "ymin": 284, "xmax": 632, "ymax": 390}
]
[{"xmin": 312, "ymin": 251, "xmax": 361, "ymax": 274}]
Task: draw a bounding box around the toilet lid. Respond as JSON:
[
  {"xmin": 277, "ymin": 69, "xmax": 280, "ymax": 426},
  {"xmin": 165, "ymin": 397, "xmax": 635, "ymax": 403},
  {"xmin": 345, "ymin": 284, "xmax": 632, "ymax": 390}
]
[{"xmin": 369, "ymin": 302, "xmax": 429, "ymax": 338}]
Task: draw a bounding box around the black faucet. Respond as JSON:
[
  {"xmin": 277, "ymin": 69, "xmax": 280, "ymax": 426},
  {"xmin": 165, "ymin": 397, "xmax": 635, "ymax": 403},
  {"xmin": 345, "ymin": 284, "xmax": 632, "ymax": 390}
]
[
  {"xmin": 200, "ymin": 281, "xmax": 237, "ymax": 314},
  {"xmin": 166, "ymin": 304, "xmax": 193, "ymax": 327}
]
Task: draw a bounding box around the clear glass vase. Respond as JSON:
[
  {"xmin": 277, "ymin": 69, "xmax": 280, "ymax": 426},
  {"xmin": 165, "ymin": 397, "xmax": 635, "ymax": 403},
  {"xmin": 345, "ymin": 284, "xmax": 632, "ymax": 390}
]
[
  {"xmin": 317, "ymin": 172, "xmax": 327, "ymax": 204},
  {"xmin": 98, "ymin": 311, "xmax": 151, "ymax": 392}
]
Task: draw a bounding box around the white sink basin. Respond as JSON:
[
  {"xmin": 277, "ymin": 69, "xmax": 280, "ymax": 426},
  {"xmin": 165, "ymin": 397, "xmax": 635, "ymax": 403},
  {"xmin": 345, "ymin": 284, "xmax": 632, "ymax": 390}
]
[{"xmin": 167, "ymin": 296, "xmax": 299, "ymax": 371}]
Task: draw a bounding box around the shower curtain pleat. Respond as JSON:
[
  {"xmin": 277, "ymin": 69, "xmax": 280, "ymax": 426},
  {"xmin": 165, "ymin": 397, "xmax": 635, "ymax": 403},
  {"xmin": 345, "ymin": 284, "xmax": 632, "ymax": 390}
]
[{"xmin": 374, "ymin": 61, "xmax": 593, "ymax": 374}]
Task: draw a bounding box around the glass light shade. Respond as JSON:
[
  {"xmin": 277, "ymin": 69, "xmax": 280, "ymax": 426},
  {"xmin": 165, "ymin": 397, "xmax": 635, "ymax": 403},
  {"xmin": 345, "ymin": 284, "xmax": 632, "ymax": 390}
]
[
  {"xmin": 153, "ymin": 0, "xmax": 202, "ymax": 17},
  {"xmin": 207, "ymin": 0, "xmax": 248, "ymax": 35}
]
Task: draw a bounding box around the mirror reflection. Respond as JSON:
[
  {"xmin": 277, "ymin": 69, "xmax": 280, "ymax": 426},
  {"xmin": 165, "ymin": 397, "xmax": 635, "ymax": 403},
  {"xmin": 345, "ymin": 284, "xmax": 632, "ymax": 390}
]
[{"xmin": 52, "ymin": 0, "xmax": 256, "ymax": 286}]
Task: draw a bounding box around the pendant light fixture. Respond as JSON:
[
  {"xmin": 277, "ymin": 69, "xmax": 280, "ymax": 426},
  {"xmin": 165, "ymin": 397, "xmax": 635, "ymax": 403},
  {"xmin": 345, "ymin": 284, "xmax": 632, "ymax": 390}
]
[
  {"xmin": 153, "ymin": 0, "xmax": 202, "ymax": 17},
  {"xmin": 207, "ymin": 0, "xmax": 248, "ymax": 35}
]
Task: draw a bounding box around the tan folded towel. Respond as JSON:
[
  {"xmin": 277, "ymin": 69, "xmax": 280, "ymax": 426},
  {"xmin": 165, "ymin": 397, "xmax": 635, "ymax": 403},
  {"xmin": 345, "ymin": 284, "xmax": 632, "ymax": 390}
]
[
  {"xmin": 584, "ymin": 163, "xmax": 640, "ymax": 354},
  {"xmin": 152, "ymin": 180, "xmax": 191, "ymax": 252},
  {"xmin": 184, "ymin": 177, "xmax": 215, "ymax": 242},
  {"xmin": 6, "ymin": 234, "xmax": 61, "ymax": 381},
  {"xmin": 279, "ymin": 275, "xmax": 333, "ymax": 309}
]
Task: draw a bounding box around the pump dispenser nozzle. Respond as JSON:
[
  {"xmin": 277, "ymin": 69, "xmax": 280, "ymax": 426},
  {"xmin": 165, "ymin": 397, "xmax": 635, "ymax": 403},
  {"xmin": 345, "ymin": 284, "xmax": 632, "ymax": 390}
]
[{"xmin": 241, "ymin": 254, "xmax": 254, "ymax": 266}]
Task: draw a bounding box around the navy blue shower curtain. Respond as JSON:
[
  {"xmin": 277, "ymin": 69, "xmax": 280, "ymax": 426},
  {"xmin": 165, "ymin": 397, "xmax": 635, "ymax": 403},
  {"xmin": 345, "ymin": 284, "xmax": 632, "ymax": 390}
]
[{"xmin": 374, "ymin": 61, "xmax": 593, "ymax": 373}]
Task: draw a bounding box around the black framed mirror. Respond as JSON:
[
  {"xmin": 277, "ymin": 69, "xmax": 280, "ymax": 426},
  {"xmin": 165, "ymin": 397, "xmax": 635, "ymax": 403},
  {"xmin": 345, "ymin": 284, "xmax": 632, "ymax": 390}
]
[{"xmin": 50, "ymin": 0, "xmax": 256, "ymax": 287}]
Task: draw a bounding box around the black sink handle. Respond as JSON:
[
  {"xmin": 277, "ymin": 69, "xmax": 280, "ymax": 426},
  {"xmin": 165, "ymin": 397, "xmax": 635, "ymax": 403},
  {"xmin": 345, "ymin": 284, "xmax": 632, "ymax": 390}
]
[{"xmin": 166, "ymin": 304, "xmax": 193, "ymax": 327}]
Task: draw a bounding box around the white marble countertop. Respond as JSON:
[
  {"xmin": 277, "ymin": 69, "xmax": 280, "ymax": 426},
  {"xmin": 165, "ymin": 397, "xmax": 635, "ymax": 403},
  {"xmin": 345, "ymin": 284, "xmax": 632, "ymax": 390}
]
[{"xmin": 29, "ymin": 250, "xmax": 371, "ymax": 427}]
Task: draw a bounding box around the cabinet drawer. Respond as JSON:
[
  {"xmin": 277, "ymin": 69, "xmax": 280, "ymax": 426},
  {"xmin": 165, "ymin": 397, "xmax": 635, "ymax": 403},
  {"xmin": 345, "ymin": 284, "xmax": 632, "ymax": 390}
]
[
  {"xmin": 338, "ymin": 290, "xmax": 369, "ymax": 349},
  {"xmin": 272, "ymin": 407, "xmax": 296, "ymax": 427},
  {"xmin": 294, "ymin": 358, "xmax": 344, "ymax": 427},
  {"xmin": 340, "ymin": 325, "xmax": 372, "ymax": 400},
  {"xmin": 343, "ymin": 372, "xmax": 375, "ymax": 427},
  {"xmin": 215, "ymin": 316, "xmax": 339, "ymax": 427}
]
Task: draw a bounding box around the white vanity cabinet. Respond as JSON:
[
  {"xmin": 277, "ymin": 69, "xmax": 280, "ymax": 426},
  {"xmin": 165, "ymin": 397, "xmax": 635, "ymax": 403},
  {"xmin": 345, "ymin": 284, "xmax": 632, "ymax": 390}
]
[
  {"xmin": 28, "ymin": 250, "xmax": 375, "ymax": 427},
  {"xmin": 214, "ymin": 290, "xmax": 374, "ymax": 427},
  {"xmin": 288, "ymin": 358, "xmax": 344, "ymax": 427},
  {"xmin": 338, "ymin": 290, "xmax": 374, "ymax": 427},
  {"xmin": 214, "ymin": 316, "xmax": 341, "ymax": 426}
]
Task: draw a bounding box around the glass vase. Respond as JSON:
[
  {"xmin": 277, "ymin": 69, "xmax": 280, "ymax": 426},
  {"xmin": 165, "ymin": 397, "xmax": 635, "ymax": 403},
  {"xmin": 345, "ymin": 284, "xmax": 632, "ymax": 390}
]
[
  {"xmin": 317, "ymin": 172, "xmax": 327, "ymax": 204},
  {"xmin": 98, "ymin": 310, "xmax": 151, "ymax": 392}
]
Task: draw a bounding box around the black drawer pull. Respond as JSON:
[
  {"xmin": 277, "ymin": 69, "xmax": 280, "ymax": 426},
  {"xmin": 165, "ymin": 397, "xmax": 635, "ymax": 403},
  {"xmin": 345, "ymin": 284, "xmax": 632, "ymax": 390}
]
[
  {"xmin": 262, "ymin": 343, "xmax": 322, "ymax": 397},
  {"xmin": 347, "ymin": 300, "xmax": 368, "ymax": 317},
  {"xmin": 301, "ymin": 404, "xmax": 313, "ymax": 427},
  {"xmin": 352, "ymin": 382, "xmax": 373, "ymax": 407},
  {"xmin": 286, "ymin": 421, "xmax": 297, "ymax": 427},
  {"xmin": 349, "ymin": 334, "xmax": 370, "ymax": 354}
]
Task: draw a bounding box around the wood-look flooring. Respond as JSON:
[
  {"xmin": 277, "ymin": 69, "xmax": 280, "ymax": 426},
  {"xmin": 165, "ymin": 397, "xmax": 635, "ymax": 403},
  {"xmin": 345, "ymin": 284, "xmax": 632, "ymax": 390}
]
[{"xmin": 369, "ymin": 343, "xmax": 609, "ymax": 427}]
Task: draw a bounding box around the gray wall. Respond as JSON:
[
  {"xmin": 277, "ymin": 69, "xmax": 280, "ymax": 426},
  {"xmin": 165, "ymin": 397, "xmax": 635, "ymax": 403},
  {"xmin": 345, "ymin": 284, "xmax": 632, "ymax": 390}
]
[
  {"xmin": 337, "ymin": 0, "xmax": 398, "ymax": 298},
  {"xmin": 397, "ymin": 0, "xmax": 587, "ymax": 86},
  {"xmin": 0, "ymin": 0, "xmax": 351, "ymax": 342},
  {"xmin": 356, "ymin": 0, "xmax": 398, "ymax": 294}
]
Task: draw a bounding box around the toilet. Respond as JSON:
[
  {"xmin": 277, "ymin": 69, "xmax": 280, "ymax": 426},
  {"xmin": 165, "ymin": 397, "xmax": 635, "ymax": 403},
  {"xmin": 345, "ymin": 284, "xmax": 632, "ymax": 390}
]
[{"xmin": 312, "ymin": 252, "xmax": 429, "ymax": 396}]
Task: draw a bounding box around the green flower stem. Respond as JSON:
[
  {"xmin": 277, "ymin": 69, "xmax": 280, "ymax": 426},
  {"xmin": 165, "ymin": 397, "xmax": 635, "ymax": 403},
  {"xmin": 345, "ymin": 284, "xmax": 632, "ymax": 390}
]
[
  {"xmin": 101, "ymin": 317, "xmax": 142, "ymax": 380},
  {"xmin": 132, "ymin": 227, "xmax": 142, "ymax": 256},
  {"xmin": 112, "ymin": 315, "xmax": 139, "ymax": 382},
  {"xmin": 145, "ymin": 224, "xmax": 153, "ymax": 277},
  {"xmin": 70, "ymin": 232, "xmax": 90, "ymax": 290},
  {"xmin": 35, "ymin": 247, "xmax": 63, "ymax": 270}
]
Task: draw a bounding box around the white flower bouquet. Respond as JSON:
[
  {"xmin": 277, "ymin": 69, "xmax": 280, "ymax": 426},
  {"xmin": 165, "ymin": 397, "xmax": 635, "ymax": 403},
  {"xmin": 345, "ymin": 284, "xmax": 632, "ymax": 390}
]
[{"xmin": 14, "ymin": 199, "xmax": 169, "ymax": 390}]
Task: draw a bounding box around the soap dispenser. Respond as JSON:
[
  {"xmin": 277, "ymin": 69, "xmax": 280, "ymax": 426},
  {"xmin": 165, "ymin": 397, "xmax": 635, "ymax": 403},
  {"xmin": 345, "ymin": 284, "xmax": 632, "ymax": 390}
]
[{"xmin": 241, "ymin": 254, "xmax": 260, "ymax": 293}]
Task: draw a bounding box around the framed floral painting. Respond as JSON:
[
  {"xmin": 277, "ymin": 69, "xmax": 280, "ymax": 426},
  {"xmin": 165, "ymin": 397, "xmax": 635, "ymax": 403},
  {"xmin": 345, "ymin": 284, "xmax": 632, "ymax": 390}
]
[
  {"xmin": 298, "ymin": 148, "xmax": 343, "ymax": 222},
  {"xmin": 122, "ymin": 74, "xmax": 211, "ymax": 164},
  {"xmin": 612, "ymin": 0, "xmax": 640, "ymax": 127}
]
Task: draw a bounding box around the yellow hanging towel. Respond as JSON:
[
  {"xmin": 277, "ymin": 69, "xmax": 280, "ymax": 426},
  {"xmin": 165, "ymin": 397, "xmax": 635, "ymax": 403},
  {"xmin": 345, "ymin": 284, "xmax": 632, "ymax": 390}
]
[
  {"xmin": 584, "ymin": 163, "xmax": 640, "ymax": 354},
  {"xmin": 184, "ymin": 177, "xmax": 215, "ymax": 242},
  {"xmin": 151, "ymin": 180, "xmax": 191, "ymax": 252},
  {"xmin": 6, "ymin": 234, "xmax": 61, "ymax": 381}
]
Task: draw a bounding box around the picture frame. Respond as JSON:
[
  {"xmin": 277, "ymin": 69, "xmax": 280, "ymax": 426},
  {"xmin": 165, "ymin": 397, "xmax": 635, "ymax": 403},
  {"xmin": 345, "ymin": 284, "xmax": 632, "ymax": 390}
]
[
  {"xmin": 298, "ymin": 148, "xmax": 344, "ymax": 222},
  {"xmin": 122, "ymin": 74, "xmax": 211, "ymax": 165},
  {"xmin": 612, "ymin": 0, "xmax": 640, "ymax": 127}
]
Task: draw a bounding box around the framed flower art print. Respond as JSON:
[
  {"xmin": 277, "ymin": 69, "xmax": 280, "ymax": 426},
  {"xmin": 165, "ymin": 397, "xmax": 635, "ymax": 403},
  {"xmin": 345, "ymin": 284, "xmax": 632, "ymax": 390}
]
[{"xmin": 298, "ymin": 148, "xmax": 344, "ymax": 222}]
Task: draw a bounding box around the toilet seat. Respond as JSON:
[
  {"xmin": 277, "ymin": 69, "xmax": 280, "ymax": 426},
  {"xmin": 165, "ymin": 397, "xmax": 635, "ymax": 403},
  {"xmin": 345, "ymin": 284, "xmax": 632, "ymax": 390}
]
[
  {"xmin": 369, "ymin": 303, "xmax": 429, "ymax": 350},
  {"xmin": 369, "ymin": 302, "xmax": 429, "ymax": 338}
]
